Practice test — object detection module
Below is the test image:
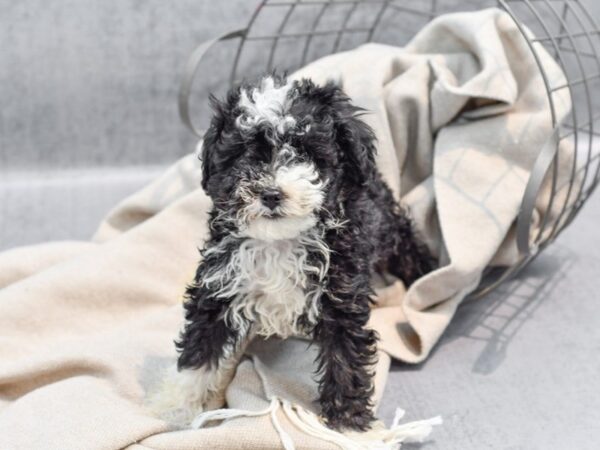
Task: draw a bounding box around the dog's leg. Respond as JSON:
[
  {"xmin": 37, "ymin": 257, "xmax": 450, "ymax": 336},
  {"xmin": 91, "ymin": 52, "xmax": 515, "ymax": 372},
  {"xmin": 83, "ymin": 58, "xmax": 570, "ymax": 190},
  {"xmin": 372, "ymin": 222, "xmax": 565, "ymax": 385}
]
[
  {"xmin": 313, "ymin": 239, "xmax": 379, "ymax": 431},
  {"xmin": 151, "ymin": 294, "xmax": 252, "ymax": 427},
  {"xmin": 314, "ymin": 290, "xmax": 378, "ymax": 431}
]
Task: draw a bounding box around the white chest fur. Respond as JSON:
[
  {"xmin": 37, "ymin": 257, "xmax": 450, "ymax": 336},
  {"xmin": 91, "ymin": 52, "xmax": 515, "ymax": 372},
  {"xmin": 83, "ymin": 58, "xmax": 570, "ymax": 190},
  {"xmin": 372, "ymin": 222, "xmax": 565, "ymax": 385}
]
[{"xmin": 202, "ymin": 233, "xmax": 329, "ymax": 338}]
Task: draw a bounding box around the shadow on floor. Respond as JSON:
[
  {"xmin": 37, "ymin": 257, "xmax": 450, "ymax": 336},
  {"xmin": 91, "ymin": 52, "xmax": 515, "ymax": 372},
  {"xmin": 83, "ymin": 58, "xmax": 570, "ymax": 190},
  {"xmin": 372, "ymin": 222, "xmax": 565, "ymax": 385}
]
[{"xmin": 391, "ymin": 244, "xmax": 577, "ymax": 375}]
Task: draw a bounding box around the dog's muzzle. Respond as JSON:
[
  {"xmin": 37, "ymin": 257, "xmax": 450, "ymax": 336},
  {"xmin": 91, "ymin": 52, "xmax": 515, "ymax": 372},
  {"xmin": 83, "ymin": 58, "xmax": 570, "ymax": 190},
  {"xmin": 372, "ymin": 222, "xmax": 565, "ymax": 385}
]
[{"xmin": 260, "ymin": 188, "xmax": 284, "ymax": 210}]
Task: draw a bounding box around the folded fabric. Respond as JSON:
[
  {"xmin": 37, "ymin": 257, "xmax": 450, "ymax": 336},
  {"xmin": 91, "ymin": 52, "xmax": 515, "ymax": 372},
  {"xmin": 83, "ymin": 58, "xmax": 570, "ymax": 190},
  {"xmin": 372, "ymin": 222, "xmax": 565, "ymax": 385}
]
[{"xmin": 0, "ymin": 8, "xmax": 572, "ymax": 450}]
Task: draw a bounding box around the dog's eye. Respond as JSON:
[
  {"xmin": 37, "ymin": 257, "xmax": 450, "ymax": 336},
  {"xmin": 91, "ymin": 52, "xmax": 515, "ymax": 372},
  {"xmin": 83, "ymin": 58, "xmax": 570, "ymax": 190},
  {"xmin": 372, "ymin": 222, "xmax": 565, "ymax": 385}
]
[
  {"xmin": 291, "ymin": 132, "xmax": 337, "ymax": 168},
  {"xmin": 247, "ymin": 131, "xmax": 273, "ymax": 163},
  {"xmin": 213, "ymin": 134, "xmax": 246, "ymax": 168}
]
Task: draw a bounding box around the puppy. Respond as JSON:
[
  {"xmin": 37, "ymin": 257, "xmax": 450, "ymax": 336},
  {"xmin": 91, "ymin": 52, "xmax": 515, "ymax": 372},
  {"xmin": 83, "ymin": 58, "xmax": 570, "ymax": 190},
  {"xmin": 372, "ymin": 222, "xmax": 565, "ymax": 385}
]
[{"xmin": 171, "ymin": 75, "xmax": 434, "ymax": 431}]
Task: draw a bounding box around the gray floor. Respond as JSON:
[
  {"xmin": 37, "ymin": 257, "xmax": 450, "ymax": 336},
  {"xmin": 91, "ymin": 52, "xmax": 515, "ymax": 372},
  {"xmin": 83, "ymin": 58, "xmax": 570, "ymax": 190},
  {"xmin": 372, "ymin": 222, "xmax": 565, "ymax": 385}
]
[
  {"xmin": 1, "ymin": 168, "xmax": 599, "ymax": 449},
  {"xmin": 379, "ymin": 192, "xmax": 600, "ymax": 449}
]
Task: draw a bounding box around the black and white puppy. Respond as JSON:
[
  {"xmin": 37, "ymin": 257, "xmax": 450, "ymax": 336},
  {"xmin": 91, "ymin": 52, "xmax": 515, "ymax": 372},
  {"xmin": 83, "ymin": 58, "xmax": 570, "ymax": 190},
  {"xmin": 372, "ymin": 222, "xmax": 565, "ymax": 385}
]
[{"xmin": 171, "ymin": 75, "xmax": 434, "ymax": 431}]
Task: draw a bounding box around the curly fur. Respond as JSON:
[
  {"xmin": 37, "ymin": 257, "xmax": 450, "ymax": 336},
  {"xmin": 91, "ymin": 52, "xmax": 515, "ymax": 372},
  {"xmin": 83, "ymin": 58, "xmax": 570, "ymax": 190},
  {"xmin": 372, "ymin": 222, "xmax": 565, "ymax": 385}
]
[
  {"xmin": 201, "ymin": 230, "xmax": 328, "ymax": 338},
  {"xmin": 171, "ymin": 74, "xmax": 435, "ymax": 431}
]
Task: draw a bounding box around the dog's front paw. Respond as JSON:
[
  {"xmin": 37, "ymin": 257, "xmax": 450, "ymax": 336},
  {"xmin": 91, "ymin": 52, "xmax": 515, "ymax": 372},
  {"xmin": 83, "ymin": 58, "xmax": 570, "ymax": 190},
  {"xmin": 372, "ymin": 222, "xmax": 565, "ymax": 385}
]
[
  {"xmin": 145, "ymin": 365, "xmax": 225, "ymax": 428},
  {"xmin": 321, "ymin": 400, "xmax": 376, "ymax": 432}
]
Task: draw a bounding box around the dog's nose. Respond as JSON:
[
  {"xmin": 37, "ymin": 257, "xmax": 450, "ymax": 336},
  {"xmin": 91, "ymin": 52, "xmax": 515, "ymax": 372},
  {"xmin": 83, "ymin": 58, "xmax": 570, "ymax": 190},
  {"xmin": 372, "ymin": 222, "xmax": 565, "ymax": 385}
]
[{"xmin": 260, "ymin": 189, "xmax": 283, "ymax": 210}]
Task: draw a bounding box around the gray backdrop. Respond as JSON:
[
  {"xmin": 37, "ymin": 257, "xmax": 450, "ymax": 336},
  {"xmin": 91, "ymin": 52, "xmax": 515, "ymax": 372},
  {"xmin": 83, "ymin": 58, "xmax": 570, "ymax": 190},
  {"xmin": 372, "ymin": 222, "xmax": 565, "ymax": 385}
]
[
  {"xmin": 0, "ymin": 0, "xmax": 253, "ymax": 169},
  {"xmin": 2, "ymin": 0, "xmax": 598, "ymax": 170}
]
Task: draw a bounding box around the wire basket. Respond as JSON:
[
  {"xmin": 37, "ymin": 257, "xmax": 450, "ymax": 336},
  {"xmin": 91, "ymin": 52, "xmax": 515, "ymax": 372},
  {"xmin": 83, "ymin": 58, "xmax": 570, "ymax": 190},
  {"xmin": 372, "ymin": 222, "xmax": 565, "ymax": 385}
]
[{"xmin": 179, "ymin": 0, "xmax": 600, "ymax": 297}]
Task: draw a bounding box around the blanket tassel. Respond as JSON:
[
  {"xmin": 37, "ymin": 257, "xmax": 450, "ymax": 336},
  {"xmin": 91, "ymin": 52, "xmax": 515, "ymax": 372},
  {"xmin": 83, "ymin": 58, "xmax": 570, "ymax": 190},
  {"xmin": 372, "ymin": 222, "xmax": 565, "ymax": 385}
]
[{"xmin": 191, "ymin": 397, "xmax": 442, "ymax": 450}]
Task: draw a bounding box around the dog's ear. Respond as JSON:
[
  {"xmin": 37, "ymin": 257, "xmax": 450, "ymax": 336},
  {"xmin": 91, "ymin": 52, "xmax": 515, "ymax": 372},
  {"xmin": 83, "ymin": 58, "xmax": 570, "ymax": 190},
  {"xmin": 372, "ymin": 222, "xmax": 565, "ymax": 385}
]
[
  {"xmin": 336, "ymin": 112, "xmax": 378, "ymax": 186},
  {"xmin": 200, "ymin": 94, "xmax": 229, "ymax": 191},
  {"xmin": 327, "ymin": 84, "xmax": 377, "ymax": 185}
]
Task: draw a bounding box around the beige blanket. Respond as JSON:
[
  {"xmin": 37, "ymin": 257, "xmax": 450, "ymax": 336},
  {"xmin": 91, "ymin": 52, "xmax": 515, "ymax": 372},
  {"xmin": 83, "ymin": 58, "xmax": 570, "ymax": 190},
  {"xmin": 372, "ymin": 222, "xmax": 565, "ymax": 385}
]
[{"xmin": 0, "ymin": 9, "xmax": 572, "ymax": 450}]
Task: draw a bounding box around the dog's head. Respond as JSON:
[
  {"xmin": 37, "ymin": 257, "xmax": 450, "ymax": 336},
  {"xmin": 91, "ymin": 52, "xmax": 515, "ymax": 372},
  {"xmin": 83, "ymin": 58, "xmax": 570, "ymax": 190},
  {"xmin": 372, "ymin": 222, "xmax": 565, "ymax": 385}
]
[{"xmin": 201, "ymin": 75, "xmax": 377, "ymax": 241}]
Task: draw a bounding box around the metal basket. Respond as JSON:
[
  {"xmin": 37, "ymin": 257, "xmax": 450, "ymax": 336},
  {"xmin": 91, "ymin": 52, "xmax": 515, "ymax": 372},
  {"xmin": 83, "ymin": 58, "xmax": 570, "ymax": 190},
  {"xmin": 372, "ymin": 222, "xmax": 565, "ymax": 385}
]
[{"xmin": 179, "ymin": 0, "xmax": 600, "ymax": 296}]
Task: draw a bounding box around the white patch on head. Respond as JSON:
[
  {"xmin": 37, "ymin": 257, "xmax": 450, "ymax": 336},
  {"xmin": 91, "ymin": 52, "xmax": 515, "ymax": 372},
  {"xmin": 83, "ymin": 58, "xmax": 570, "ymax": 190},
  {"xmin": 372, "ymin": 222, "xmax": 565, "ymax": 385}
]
[
  {"xmin": 201, "ymin": 231, "xmax": 330, "ymax": 339},
  {"xmin": 237, "ymin": 76, "xmax": 296, "ymax": 135}
]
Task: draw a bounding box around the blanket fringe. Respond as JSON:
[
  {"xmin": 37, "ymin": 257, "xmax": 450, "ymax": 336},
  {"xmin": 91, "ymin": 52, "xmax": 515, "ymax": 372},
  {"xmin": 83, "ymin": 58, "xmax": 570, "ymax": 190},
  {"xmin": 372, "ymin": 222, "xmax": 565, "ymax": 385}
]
[{"xmin": 191, "ymin": 397, "xmax": 442, "ymax": 450}]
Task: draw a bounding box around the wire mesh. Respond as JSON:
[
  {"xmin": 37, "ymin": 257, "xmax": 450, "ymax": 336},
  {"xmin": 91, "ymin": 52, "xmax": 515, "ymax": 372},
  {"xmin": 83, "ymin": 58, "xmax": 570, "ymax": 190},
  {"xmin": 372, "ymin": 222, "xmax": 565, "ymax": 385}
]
[{"xmin": 191, "ymin": 0, "xmax": 600, "ymax": 295}]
